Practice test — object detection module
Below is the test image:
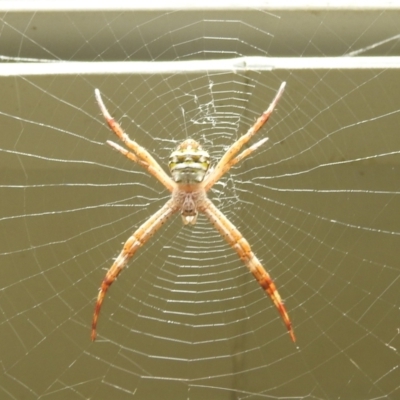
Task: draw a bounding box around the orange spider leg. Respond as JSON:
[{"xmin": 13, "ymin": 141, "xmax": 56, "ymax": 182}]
[
  {"xmin": 200, "ymin": 197, "xmax": 295, "ymax": 342},
  {"xmin": 215, "ymin": 137, "xmax": 270, "ymax": 180},
  {"xmin": 106, "ymin": 140, "xmax": 175, "ymax": 192},
  {"xmin": 95, "ymin": 89, "xmax": 175, "ymax": 193},
  {"xmin": 91, "ymin": 199, "xmax": 178, "ymax": 341},
  {"xmin": 204, "ymin": 82, "xmax": 285, "ymax": 191}
]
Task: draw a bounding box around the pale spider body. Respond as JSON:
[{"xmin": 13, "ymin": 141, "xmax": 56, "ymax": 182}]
[
  {"xmin": 169, "ymin": 139, "xmax": 210, "ymax": 224},
  {"xmin": 91, "ymin": 83, "xmax": 295, "ymax": 342}
]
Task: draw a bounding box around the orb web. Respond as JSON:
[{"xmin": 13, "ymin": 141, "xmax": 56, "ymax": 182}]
[{"xmin": 0, "ymin": 4, "xmax": 399, "ymax": 399}]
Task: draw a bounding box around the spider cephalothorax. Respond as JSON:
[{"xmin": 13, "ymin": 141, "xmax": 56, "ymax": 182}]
[{"xmin": 91, "ymin": 83, "xmax": 295, "ymax": 342}]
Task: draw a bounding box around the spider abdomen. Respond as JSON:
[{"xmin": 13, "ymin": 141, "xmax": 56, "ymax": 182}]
[{"xmin": 168, "ymin": 139, "xmax": 210, "ymax": 184}]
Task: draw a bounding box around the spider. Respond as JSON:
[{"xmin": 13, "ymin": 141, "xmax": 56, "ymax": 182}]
[{"xmin": 91, "ymin": 82, "xmax": 295, "ymax": 342}]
